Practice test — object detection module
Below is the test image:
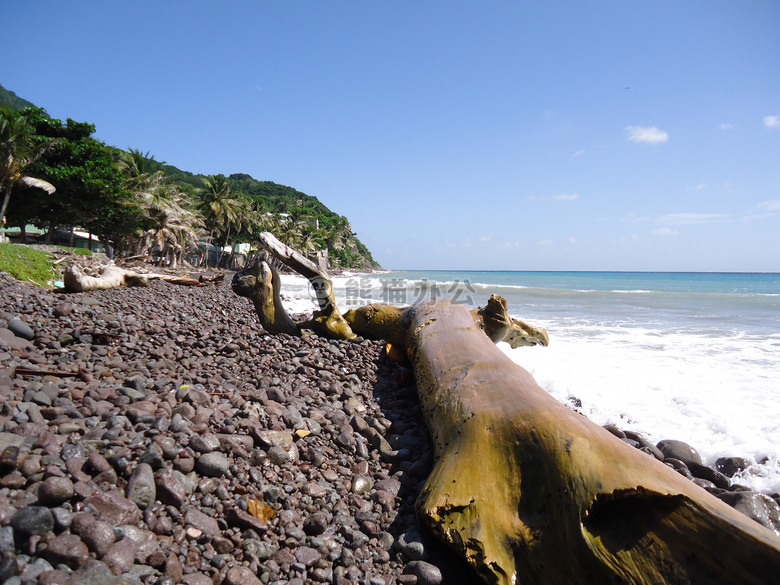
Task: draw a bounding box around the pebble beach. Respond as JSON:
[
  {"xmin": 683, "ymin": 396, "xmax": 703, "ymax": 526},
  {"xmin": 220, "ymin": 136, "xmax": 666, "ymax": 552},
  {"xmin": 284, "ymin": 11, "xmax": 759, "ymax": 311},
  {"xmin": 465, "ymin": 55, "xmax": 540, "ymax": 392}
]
[
  {"xmin": 1, "ymin": 267, "xmax": 779, "ymax": 585},
  {"xmin": 0, "ymin": 270, "xmax": 471, "ymax": 585}
]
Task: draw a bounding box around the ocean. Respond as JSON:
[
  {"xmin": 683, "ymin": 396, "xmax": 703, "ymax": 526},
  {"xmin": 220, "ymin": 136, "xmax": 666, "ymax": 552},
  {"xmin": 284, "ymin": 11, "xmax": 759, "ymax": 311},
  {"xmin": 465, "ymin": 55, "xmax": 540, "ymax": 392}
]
[{"xmin": 279, "ymin": 270, "xmax": 780, "ymax": 494}]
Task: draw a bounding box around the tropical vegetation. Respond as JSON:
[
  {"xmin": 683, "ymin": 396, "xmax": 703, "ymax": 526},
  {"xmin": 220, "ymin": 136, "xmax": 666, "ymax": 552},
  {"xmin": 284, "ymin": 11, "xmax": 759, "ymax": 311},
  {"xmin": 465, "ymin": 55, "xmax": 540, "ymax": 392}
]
[{"xmin": 0, "ymin": 84, "xmax": 379, "ymax": 270}]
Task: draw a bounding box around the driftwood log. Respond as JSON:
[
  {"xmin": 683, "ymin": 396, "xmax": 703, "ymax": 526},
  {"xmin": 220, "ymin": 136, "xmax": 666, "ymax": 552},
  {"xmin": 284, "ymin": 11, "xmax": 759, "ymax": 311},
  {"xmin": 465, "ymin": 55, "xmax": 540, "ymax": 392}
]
[
  {"xmin": 233, "ymin": 232, "xmax": 544, "ymax": 346},
  {"xmin": 402, "ymin": 300, "xmax": 780, "ymax": 585},
  {"xmin": 63, "ymin": 263, "xmax": 205, "ymax": 292},
  {"xmin": 233, "ymin": 238, "xmax": 780, "ymax": 584},
  {"xmin": 232, "ymin": 233, "xmax": 355, "ymax": 339}
]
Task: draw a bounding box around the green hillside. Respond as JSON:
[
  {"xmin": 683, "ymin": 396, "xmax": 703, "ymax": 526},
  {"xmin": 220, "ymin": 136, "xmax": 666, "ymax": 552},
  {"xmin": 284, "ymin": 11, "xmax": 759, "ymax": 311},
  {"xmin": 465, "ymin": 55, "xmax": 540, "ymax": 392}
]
[
  {"xmin": 0, "ymin": 83, "xmax": 36, "ymax": 111},
  {"xmin": 0, "ymin": 85, "xmax": 379, "ymax": 269}
]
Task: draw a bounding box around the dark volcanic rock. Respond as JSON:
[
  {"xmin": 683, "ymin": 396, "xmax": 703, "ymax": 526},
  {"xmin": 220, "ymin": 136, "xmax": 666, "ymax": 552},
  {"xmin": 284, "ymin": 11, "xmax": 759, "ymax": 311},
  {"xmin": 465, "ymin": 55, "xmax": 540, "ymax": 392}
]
[
  {"xmin": 11, "ymin": 506, "xmax": 54, "ymax": 536},
  {"xmin": 656, "ymin": 439, "xmax": 702, "ymax": 466},
  {"xmin": 717, "ymin": 491, "xmax": 780, "ymax": 536},
  {"xmin": 716, "ymin": 456, "xmax": 751, "ymax": 477}
]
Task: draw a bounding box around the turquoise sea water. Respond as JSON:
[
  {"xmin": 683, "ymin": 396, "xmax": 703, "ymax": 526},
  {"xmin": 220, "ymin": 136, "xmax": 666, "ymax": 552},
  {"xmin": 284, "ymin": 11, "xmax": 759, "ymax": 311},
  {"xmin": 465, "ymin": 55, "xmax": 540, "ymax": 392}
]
[{"xmin": 281, "ymin": 270, "xmax": 780, "ymax": 493}]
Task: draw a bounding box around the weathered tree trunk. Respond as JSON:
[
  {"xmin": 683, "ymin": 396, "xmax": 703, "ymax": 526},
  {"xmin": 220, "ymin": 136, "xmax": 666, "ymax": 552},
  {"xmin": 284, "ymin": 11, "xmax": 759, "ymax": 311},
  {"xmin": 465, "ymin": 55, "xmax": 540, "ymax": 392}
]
[
  {"xmin": 64, "ymin": 264, "xmax": 149, "ymax": 291},
  {"xmin": 63, "ymin": 263, "xmax": 204, "ymax": 292},
  {"xmin": 232, "ymin": 256, "xmax": 299, "ymax": 336},
  {"xmin": 404, "ymin": 300, "xmax": 780, "ymax": 585},
  {"xmin": 232, "ymin": 232, "xmax": 355, "ymax": 339}
]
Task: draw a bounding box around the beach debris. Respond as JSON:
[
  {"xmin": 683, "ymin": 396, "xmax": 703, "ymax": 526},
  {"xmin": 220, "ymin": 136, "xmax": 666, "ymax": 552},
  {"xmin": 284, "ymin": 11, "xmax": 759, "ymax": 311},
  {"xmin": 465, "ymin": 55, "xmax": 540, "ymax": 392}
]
[
  {"xmin": 63, "ymin": 261, "xmax": 205, "ymax": 292},
  {"xmin": 232, "ymin": 232, "xmax": 354, "ymax": 339},
  {"xmin": 401, "ymin": 300, "xmax": 780, "ymax": 584}
]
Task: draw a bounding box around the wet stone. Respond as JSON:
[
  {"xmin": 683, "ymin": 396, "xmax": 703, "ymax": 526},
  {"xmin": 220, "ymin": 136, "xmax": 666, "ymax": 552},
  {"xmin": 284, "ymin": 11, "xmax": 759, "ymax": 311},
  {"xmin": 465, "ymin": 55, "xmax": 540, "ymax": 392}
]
[
  {"xmin": 716, "ymin": 456, "xmax": 751, "ymax": 477},
  {"xmin": 656, "ymin": 439, "xmax": 702, "ymax": 466},
  {"xmin": 718, "ymin": 491, "xmax": 780, "ymax": 536}
]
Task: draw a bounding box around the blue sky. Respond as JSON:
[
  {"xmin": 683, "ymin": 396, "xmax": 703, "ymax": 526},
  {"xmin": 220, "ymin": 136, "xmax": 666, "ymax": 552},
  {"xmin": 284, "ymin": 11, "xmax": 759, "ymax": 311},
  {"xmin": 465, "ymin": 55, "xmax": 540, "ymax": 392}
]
[{"xmin": 3, "ymin": 1, "xmax": 779, "ymax": 271}]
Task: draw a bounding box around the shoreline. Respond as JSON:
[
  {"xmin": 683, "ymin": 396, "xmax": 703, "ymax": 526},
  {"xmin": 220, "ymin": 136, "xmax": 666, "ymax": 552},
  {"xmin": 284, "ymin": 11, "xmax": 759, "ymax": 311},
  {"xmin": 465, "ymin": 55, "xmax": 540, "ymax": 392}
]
[{"xmin": 0, "ymin": 270, "xmax": 778, "ymax": 584}]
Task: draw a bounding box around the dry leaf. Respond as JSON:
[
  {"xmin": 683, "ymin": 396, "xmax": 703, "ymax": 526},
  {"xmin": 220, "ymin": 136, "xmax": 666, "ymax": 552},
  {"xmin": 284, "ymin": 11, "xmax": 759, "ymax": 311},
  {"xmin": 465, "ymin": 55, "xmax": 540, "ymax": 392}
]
[{"xmin": 247, "ymin": 497, "xmax": 275, "ymax": 523}]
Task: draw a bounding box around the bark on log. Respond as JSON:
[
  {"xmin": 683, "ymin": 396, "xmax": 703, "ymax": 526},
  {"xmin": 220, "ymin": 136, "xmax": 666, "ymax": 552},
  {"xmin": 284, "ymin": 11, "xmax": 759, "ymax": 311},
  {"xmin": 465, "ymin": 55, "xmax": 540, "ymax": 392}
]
[{"xmin": 404, "ymin": 300, "xmax": 780, "ymax": 585}]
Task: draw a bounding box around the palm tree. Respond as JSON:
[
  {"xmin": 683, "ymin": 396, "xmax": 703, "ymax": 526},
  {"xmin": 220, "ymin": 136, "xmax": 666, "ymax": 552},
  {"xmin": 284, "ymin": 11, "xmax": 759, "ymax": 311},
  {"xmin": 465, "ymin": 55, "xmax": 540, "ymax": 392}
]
[
  {"xmin": 133, "ymin": 179, "xmax": 203, "ymax": 265},
  {"xmin": 296, "ymin": 222, "xmax": 323, "ymax": 257},
  {"xmin": 0, "ymin": 111, "xmax": 56, "ymax": 227},
  {"xmin": 216, "ymin": 195, "xmax": 252, "ymax": 267},
  {"xmin": 197, "ymin": 175, "xmax": 243, "ymax": 266},
  {"xmin": 117, "ymin": 148, "xmax": 167, "ymax": 208}
]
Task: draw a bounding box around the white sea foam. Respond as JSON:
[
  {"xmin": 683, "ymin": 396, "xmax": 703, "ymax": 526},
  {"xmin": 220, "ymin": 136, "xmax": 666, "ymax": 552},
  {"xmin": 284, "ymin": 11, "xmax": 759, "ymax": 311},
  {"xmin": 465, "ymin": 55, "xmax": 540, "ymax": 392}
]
[
  {"xmin": 274, "ymin": 270, "xmax": 780, "ymax": 494},
  {"xmin": 501, "ymin": 324, "xmax": 780, "ymax": 493}
]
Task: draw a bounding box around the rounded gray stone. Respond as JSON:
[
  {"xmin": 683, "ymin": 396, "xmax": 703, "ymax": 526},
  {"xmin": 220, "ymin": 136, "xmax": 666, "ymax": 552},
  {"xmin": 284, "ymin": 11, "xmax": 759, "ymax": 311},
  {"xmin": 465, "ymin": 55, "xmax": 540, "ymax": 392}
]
[
  {"xmin": 126, "ymin": 463, "xmax": 156, "ymax": 510},
  {"xmin": 37, "ymin": 476, "xmax": 75, "ymax": 505},
  {"xmin": 405, "ymin": 560, "xmax": 443, "ymax": 585},
  {"xmin": 266, "ymin": 445, "xmax": 289, "ymax": 466},
  {"xmin": 656, "ymin": 439, "xmax": 702, "ymax": 466},
  {"xmin": 7, "ymin": 318, "xmax": 34, "ymax": 341},
  {"xmin": 11, "ymin": 506, "xmax": 54, "ymax": 536},
  {"xmin": 196, "ymin": 452, "xmax": 230, "ymax": 477}
]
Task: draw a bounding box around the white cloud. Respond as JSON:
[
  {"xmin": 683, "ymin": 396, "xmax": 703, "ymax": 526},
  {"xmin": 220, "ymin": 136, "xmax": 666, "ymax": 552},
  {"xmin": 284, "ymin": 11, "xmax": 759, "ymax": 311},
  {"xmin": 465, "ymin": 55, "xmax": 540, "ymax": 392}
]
[
  {"xmin": 695, "ymin": 183, "xmax": 706, "ymax": 190},
  {"xmin": 656, "ymin": 213, "xmax": 732, "ymax": 225},
  {"xmin": 537, "ymin": 239, "xmax": 554, "ymax": 247},
  {"xmin": 757, "ymin": 200, "xmax": 780, "ymax": 212},
  {"xmin": 743, "ymin": 201, "xmax": 779, "ymax": 221},
  {"xmin": 529, "ymin": 193, "xmax": 580, "ymax": 201},
  {"xmin": 652, "ymin": 227, "xmax": 679, "ymax": 237},
  {"xmin": 620, "ymin": 213, "xmax": 651, "ymax": 223},
  {"xmin": 718, "ymin": 123, "xmax": 736, "ymax": 130},
  {"xmin": 764, "ymin": 115, "xmax": 780, "ymax": 129},
  {"xmin": 573, "ymin": 149, "xmax": 586, "ymax": 157},
  {"xmin": 625, "ymin": 125, "xmax": 669, "ymax": 144}
]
